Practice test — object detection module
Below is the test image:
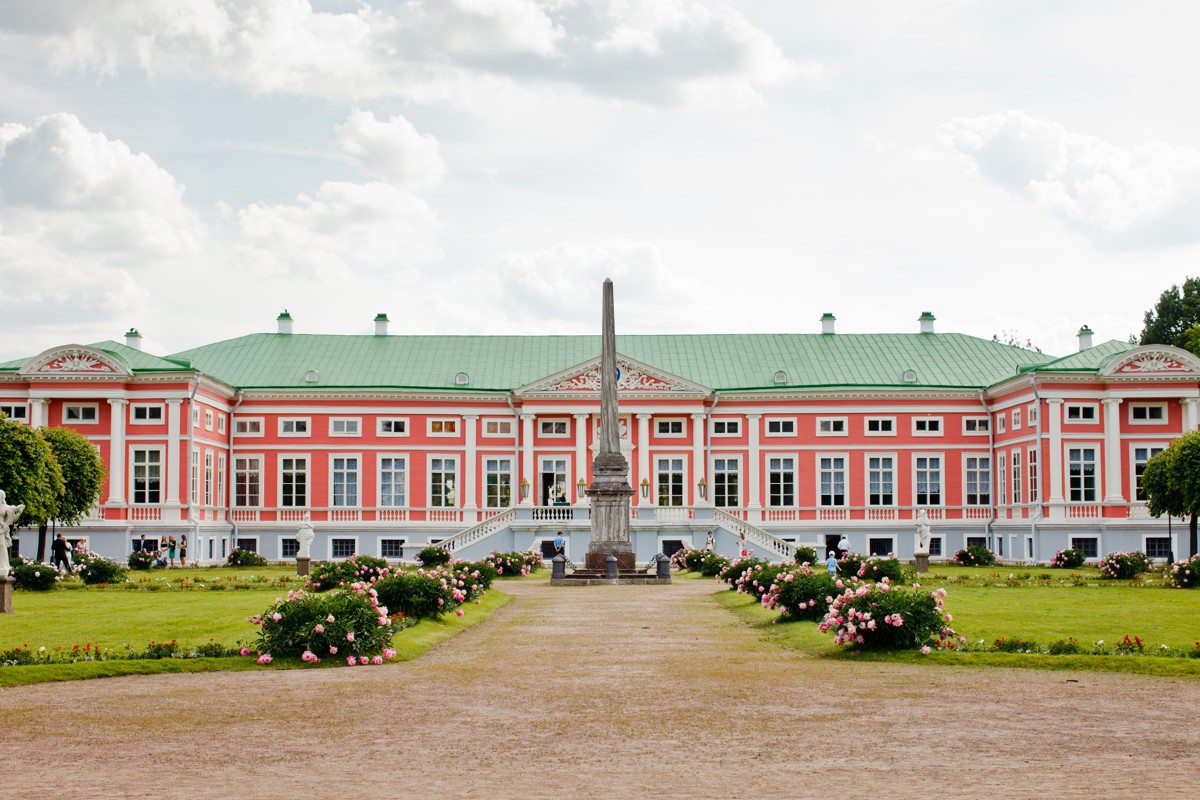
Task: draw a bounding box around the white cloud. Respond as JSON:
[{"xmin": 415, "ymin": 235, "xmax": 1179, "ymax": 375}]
[
  {"xmin": 332, "ymin": 109, "xmax": 445, "ymax": 190},
  {"xmin": 941, "ymin": 111, "xmax": 1200, "ymax": 248}
]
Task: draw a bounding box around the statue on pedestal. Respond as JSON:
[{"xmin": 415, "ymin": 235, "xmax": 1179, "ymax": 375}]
[
  {"xmin": 915, "ymin": 509, "xmax": 931, "ymax": 555},
  {"xmin": 296, "ymin": 512, "xmax": 315, "ymax": 560},
  {"xmin": 0, "ymin": 490, "xmax": 26, "ymax": 578}
]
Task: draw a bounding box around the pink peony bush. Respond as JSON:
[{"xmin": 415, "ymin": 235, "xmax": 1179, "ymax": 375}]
[
  {"xmin": 251, "ymin": 584, "xmax": 406, "ymax": 665},
  {"xmin": 1166, "ymin": 554, "xmax": 1200, "ymax": 588},
  {"xmin": 818, "ymin": 580, "xmax": 957, "ymax": 650}
]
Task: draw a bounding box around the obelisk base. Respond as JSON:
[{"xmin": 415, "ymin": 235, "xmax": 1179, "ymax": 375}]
[
  {"xmin": 585, "ymin": 550, "xmax": 636, "ymax": 572},
  {"xmin": 0, "ymin": 576, "xmax": 14, "ymax": 614}
]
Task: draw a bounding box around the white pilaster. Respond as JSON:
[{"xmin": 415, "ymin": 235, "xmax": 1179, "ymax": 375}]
[
  {"xmin": 746, "ymin": 414, "xmax": 762, "ymax": 521},
  {"xmin": 520, "ymin": 413, "xmax": 535, "ymax": 505},
  {"xmin": 165, "ymin": 399, "xmax": 182, "ymax": 505},
  {"xmin": 107, "ymin": 399, "xmax": 127, "ymax": 504},
  {"xmin": 1046, "ymin": 399, "xmax": 1064, "ymax": 519},
  {"xmin": 1182, "ymin": 397, "xmax": 1200, "ymax": 431},
  {"xmin": 574, "ymin": 414, "xmax": 589, "ymax": 504},
  {"xmin": 1102, "ymin": 398, "xmax": 1124, "ymax": 503},
  {"xmin": 463, "ymin": 415, "xmax": 478, "ymax": 518},
  {"xmin": 29, "ymin": 397, "xmax": 49, "ymax": 428},
  {"xmin": 691, "ymin": 412, "xmax": 706, "ymax": 505},
  {"xmin": 636, "ymin": 413, "xmax": 651, "ymax": 507}
]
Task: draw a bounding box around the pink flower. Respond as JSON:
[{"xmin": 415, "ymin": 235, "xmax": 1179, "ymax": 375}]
[
  {"xmin": 359, "ymin": 656, "xmax": 369, "ymax": 665},
  {"xmin": 326, "ymin": 614, "xmax": 336, "ymax": 623},
  {"xmin": 271, "ymin": 612, "xmax": 282, "ymax": 622},
  {"xmin": 257, "ymin": 654, "xmax": 273, "ymax": 665},
  {"xmin": 371, "ymin": 655, "xmax": 383, "ymax": 665},
  {"xmin": 314, "ymin": 623, "xmax": 325, "ymax": 634},
  {"xmin": 345, "ymin": 632, "xmax": 355, "ymax": 642},
  {"xmin": 239, "ymin": 647, "xmax": 251, "ymax": 657},
  {"xmin": 382, "ymin": 648, "xmax": 396, "ymax": 659},
  {"xmin": 920, "ymin": 646, "xmax": 932, "ymax": 655},
  {"xmin": 456, "ymin": 609, "xmax": 464, "ymax": 617},
  {"xmin": 346, "ymin": 656, "xmax": 357, "ymax": 666},
  {"xmin": 329, "ymin": 646, "xmax": 338, "ymax": 654},
  {"xmin": 301, "ymin": 650, "xmax": 319, "ymax": 663}
]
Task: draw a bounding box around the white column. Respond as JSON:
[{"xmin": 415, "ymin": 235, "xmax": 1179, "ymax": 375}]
[
  {"xmin": 746, "ymin": 414, "xmax": 762, "ymax": 521},
  {"xmin": 463, "ymin": 415, "xmax": 478, "ymax": 519},
  {"xmin": 1182, "ymin": 397, "xmax": 1200, "ymax": 431},
  {"xmin": 1102, "ymin": 398, "xmax": 1124, "ymax": 503},
  {"xmin": 1046, "ymin": 399, "xmax": 1064, "ymax": 518},
  {"xmin": 29, "ymin": 397, "xmax": 49, "ymax": 428},
  {"xmin": 574, "ymin": 414, "xmax": 589, "ymax": 504},
  {"xmin": 107, "ymin": 399, "xmax": 127, "ymax": 504},
  {"xmin": 636, "ymin": 413, "xmax": 651, "ymax": 507},
  {"xmin": 165, "ymin": 399, "xmax": 182, "ymax": 505},
  {"xmin": 691, "ymin": 412, "xmax": 706, "ymax": 505},
  {"xmin": 520, "ymin": 413, "xmax": 535, "ymax": 505}
]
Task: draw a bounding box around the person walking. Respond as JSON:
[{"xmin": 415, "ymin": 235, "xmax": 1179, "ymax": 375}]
[
  {"xmin": 836, "ymin": 535, "xmax": 850, "ymax": 559},
  {"xmin": 51, "ymin": 533, "xmax": 72, "ymax": 572},
  {"xmin": 825, "ymin": 550, "xmax": 838, "ymax": 575}
]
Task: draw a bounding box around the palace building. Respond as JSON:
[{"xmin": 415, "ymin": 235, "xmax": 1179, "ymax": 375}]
[{"xmin": 2, "ymin": 311, "xmax": 1198, "ymax": 566}]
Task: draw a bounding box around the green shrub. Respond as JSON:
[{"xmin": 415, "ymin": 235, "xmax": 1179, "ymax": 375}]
[
  {"xmin": 858, "ymin": 557, "xmax": 903, "ymax": 583},
  {"xmin": 460, "ymin": 560, "xmax": 499, "ymax": 592},
  {"xmin": 127, "ymin": 550, "xmax": 154, "ymax": 570},
  {"xmin": 308, "ymin": 554, "xmax": 393, "ymax": 592},
  {"xmin": 819, "ymin": 585, "xmax": 954, "ymax": 650},
  {"xmin": 952, "ymin": 544, "xmax": 996, "ymax": 567},
  {"xmin": 372, "ymin": 569, "xmax": 461, "ymax": 619},
  {"xmin": 417, "ymin": 545, "xmax": 453, "ymax": 567},
  {"xmin": 681, "ymin": 548, "xmax": 710, "ymax": 571},
  {"xmin": 228, "ymin": 548, "xmax": 268, "ymax": 567},
  {"xmin": 993, "ymin": 636, "xmax": 1039, "ymax": 653},
  {"xmin": 718, "ymin": 557, "xmax": 765, "ymax": 586},
  {"xmin": 763, "ymin": 565, "xmax": 838, "ymax": 621},
  {"xmin": 794, "ymin": 546, "xmax": 818, "ymax": 566},
  {"xmin": 1050, "ymin": 548, "xmax": 1086, "ymax": 569},
  {"xmin": 733, "ymin": 563, "xmax": 787, "ymax": 599},
  {"xmin": 11, "ymin": 557, "xmax": 60, "ymax": 590},
  {"xmin": 486, "ymin": 550, "xmax": 541, "ymax": 576},
  {"xmin": 697, "ymin": 552, "xmax": 730, "ymax": 577},
  {"xmin": 1048, "ymin": 637, "xmax": 1084, "ymax": 655},
  {"xmin": 1166, "ymin": 554, "xmax": 1200, "ymax": 588},
  {"xmin": 1099, "ymin": 551, "xmax": 1152, "ymax": 580},
  {"xmin": 253, "ymin": 587, "xmax": 398, "ymax": 662},
  {"xmin": 837, "ymin": 552, "xmax": 865, "ymax": 578},
  {"xmin": 73, "ymin": 552, "xmax": 127, "ymax": 585}
]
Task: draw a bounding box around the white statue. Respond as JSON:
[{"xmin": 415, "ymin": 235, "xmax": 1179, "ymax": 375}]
[
  {"xmin": 0, "ymin": 489, "xmax": 26, "ymax": 578},
  {"xmin": 296, "ymin": 511, "xmax": 315, "ymax": 559},
  {"xmin": 915, "ymin": 509, "xmax": 931, "ymax": 555}
]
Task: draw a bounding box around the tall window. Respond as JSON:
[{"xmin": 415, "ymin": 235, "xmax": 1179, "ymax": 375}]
[
  {"xmin": 997, "ymin": 452, "xmax": 1007, "ymax": 506},
  {"xmin": 657, "ymin": 458, "xmax": 685, "ymax": 506},
  {"xmin": 430, "ymin": 458, "xmax": 457, "ymax": 507},
  {"xmin": 1011, "ymin": 450, "xmax": 1022, "ymax": 504},
  {"xmin": 713, "ymin": 458, "xmax": 739, "ymax": 507},
  {"xmin": 768, "ymin": 457, "xmax": 795, "ymax": 506},
  {"xmin": 281, "ymin": 457, "xmax": 308, "ymax": 507},
  {"xmin": 1133, "ymin": 446, "xmax": 1165, "ymax": 501},
  {"xmin": 204, "ymin": 452, "xmax": 214, "ymax": 506},
  {"xmin": 1067, "ymin": 447, "xmax": 1097, "ymax": 502},
  {"xmin": 379, "ymin": 457, "xmax": 406, "ymax": 507},
  {"xmin": 235, "ymin": 457, "xmax": 261, "ymax": 507},
  {"xmin": 915, "ymin": 456, "xmax": 941, "ymax": 505},
  {"xmin": 132, "ymin": 449, "xmax": 161, "ymax": 504},
  {"xmin": 965, "ymin": 456, "xmax": 990, "ymax": 506},
  {"xmin": 332, "ymin": 457, "xmax": 359, "ymax": 507},
  {"xmin": 485, "ymin": 458, "xmax": 512, "ymax": 508},
  {"xmin": 867, "ymin": 456, "xmax": 893, "ymax": 506},
  {"xmin": 1028, "ymin": 449, "xmax": 1039, "ymax": 503},
  {"xmin": 190, "ymin": 449, "xmax": 199, "ymax": 503},
  {"xmin": 818, "ymin": 456, "xmax": 846, "ymax": 506},
  {"xmin": 217, "ymin": 454, "xmax": 226, "ymax": 507}
]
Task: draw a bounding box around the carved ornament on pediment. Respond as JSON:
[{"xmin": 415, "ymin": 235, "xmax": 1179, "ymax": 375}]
[
  {"xmin": 38, "ymin": 351, "xmax": 117, "ymax": 374},
  {"xmin": 18, "ymin": 346, "xmax": 130, "ymax": 377},
  {"xmin": 1113, "ymin": 353, "xmax": 1189, "ymax": 374},
  {"xmin": 542, "ymin": 360, "xmax": 684, "ymax": 393}
]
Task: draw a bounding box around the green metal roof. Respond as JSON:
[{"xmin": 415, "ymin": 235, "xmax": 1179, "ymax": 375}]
[
  {"xmin": 165, "ymin": 332, "xmax": 1055, "ymax": 392},
  {"xmin": 1020, "ymin": 340, "xmax": 1132, "ymax": 373},
  {"xmin": 0, "ymin": 341, "xmax": 193, "ymax": 373}
]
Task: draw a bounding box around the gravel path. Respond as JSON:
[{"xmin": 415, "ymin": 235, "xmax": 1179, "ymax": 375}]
[{"xmin": 1, "ymin": 577, "xmax": 1197, "ymax": 799}]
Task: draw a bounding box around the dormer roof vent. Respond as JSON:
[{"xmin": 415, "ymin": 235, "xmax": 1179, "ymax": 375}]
[{"xmin": 277, "ymin": 310, "xmax": 294, "ymax": 334}]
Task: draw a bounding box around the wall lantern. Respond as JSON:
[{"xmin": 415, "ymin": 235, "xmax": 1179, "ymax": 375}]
[
  {"xmin": 697, "ymin": 477, "xmax": 708, "ymax": 500},
  {"xmin": 640, "ymin": 477, "xmax": 650, "ymax": 498},
  {"xmin": 577, "ymin": 478, "xmax": 587, "ymax": 500},
  {"xmin": 519, "ymin": 478, "xmax": 530, "ymax": 500}
]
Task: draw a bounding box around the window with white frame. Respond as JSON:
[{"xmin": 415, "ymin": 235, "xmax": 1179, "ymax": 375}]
[
  {"xmin": 190, "ymin": 449, "xmax": 199, "ymax": 503},
  {"xmin": 865, "ymin": 417, "xmax": 895, "ymax": 436},
  {"xmin": 1012, "ymin": 408, "xmax": 1022, "ymax": 429},
  {"xmin": 280, "ymin": 418, "xmax": 310, "ymax": 436},
  {"xmin": 765, "ymin": 418, "xmax": 795, "ymax": 436},
  {"xmin": 429, "ymin": 419, "xmax": 458, "ymax": 436},
  {"xmin": 331, "ymin": 456, "xmax": 359, "ymax": 507},
  {"xmin": 379, "ymin": 456, "xmax": 407, "ymax": 507},
  {"xmin": 1028, "ymin": 404, "xmax": 1038, "ymax": 426},
  {"xmin": 1028, "ymin": 448, "xmax": 1039, "ymax": 503},
  {"xmin": 235, "ymin": 457, "xmax": 261, "ymax": 507},
  {"xmin": 997, "ymin": 452, "xmax": 1007, "ymax": 506},
  {"xmin": 381, "ymin": 539, "xmax": 405, "ymax": 559},
  {"xmin": 962, "ymin": 417, "xmax": 989, "ymax": 435},
  {"xmin": 816, "ymin": 418, "xmax": 847, "ymax": 436},
  {"xmin": 965, "ymin": 456, "xmax": 990, "ymax": 506},
  {"xmin": 331, "ymin": 538, "xmax": 356, "ymax": 559},
  {"xmin": 818, "ymin": 456, "xmax": 847, "ymax": 506},
  {"xmin": 656, "ymin": 457, "xmax": 685, "ymax": 506},
  {"xmin": 235, "ymin": 418, "xmax": 263, "ymax": 436},
  {"xmin": 656, "ymin": 419, "xmax": 685, "ymax": 437},
  {"xmin": 1067, "ymin": 447, "xmax": 1097, "ymax": 502},
  {"xmin": 913, "ymin": 417, "xmax": 942, "ymax": 436},
  {"xmin": 281, "ymin": 538, "xmax": 299, "ymax": 559},
  {"xmin": 1129, "ymin": 403, "xmax": 1167, "ymax": 425},
  {"xmin": 217, "ymin": 414, "xmax": 226, "ymax": 435},
  {"xmin": 1145, "ymin": 537, "xmax": 1171, "ymax": 559},
  {"xmin": 236, "ymin": 538, "xmax": 259, "ymax": 554},
  {"xmin": 130, "ymin": 404, "xmax": 164, "ymax": 424},
  {"xmin": 0, "ymin": 404, "xmax": 28, "ymax": 423},
  {"xmin": 430, "ymin": 457, "xmax": 457, "ymax": 506},
  {"xmin": 1011, "ymin": 450, "xmax": 1022, "ymax": 504},
  {"xmin": 713, "ymin": 458, "xmax": 739, "ymax": 507},
  {"xmin": 204, "ymin": 452, "xmax": 214, "ymax": 506},
  {"xmin": 712, "ymin": 419, "xmax": 741, "ymax": 436},
  {"xmin": 280, "ymin": 457, "xmax": 308, "ymax": 507},
  {"xmin": 1065, "ymin": 403, "xmax": 1098, "ymax": 423},
  {"xmin": 192, "ymin": 406, "xmax": 199, "ymax": 427},
  {"xmin": 868, "ymin": 537, "xmax": 894, "ymax": 557},
  {"xmin": 64, "ymin": 403, "xmax": 98, "ymax": 423},
  {"xmin": 204, "ymin": 409, "xmax": 213, "ymax": 431},
  {"xmin": 485, "ymin": 458, "xmax": 512, "ymax": 508},
  {"xmin": 768, "ymin": 457, "xmax": 795, "ymax": 506},
  {"xmin": 915, "ymin": 456, "xmax": 942, "ymax": 505},
  {"xmin": 330, "ymin": 418, "xmax": 361, "ymax": 437},
  {"xmin": 131, "ymin": 449, "xmax": 162, "ymax": 504},
  {"xmin": 539, "ymin": 419, "xmax": 569, "ymax": 437},
  {"xmin": 867, "ymin": 456, "xmax": 894, "ymax": 506},
  {"xmin": 1070, "ymin": 536, "xmax": 1098, "ymax": 559},
  {"xmin": 378, "ymin": 418, "xmax": 408, "ymax": 436},
  {"xmin": 483, "ymin": 419, "xmax": 512, "ymax": 436},
  {"xmin": 996, "ymin": 415, "xmax": 1006, "ymax": 433},
  {"xmin": 1133, "ymin": 445, "xmax": 1166, "ymax": 501},
  {"xmin": 216, "ymin": 453, "xmax": 226, "ymax": 507}
]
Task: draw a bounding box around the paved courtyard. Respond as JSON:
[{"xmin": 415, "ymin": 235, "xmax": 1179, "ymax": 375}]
[{"xmin": 1, "ymin": 577, "xmax": 1197, "ymax": 799}]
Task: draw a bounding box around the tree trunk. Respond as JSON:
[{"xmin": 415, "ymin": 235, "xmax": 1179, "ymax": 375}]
[
  {"xmin": 1191, "ymin": 513, "xmax": 1198, "ymax": 560},
  {"xmin": 36, "ymin": 523, "xmax": 48, "ymax": 563}
]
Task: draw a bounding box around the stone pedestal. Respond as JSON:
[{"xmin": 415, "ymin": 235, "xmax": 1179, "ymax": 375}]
[
  {"xmin": 296, "ymin": 557, "xmax": 310, "ymax": 577},
  {"xmin": 1, "ymin": 576, "xmax": 13, "ymax": 614},
  {"xmin": 914, "ymin": 553, "xmax": 929, "ymax": 574}
]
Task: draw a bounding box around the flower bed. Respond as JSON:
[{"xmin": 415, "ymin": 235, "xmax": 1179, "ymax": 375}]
[
  {"xmin": 485, "ymin": 550, "xmax": 542, "ymax": 576},
  {"xmin": 416, "ymin": 545, "xmax": 453, "ymax": 567},
  {"xmin": 1050, "ymin": 548, "xmax": 1086, "ymax": 569},
  {"xmin": 761, "ymin": 564, "xmax": 838, "ymax": 621},
  {"xmin": 308, "ymin": 554, "xmax": 390, "ymax": 591},
  {"xmin": 732, "ymin": 563, "xmax": 786, "ymax": 600},
  {"xmin": 251, "ymin": 584, "xmax": 405, "ymax": 665},
  {"xmin": 1166, "ymin": 554, "xmax": 1200, "ymax": 588},
  {"xmin": 1098, "ymin": 551, "xmax": 1152, "ymax": 580},
  {"xmin": 952, "ymin": 545, "xmax": 996, "ymax": 567},
  {"xmin": 72, "ymin": 552, "xmax": 127, "ymax": 585},
  {"xmin": 227, "ymin": 548, "xmax": 268, "ymax": 567},
  {"xmin": 857, "ymin": 556, "xmax": 904, "ymax": 583},
  {"xmin": 818, "ymin": 581, "xmax": 956, "ymax": 650},
  {"xmin": 11, "ymin": 558, "xmax": 61, "ymax": 590},
  {"xmin": 127, "ymin": 550, "xmax": 154, "ymax": 570}
]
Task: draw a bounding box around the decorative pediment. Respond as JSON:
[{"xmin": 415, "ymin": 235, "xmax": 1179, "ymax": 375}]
[
  {"xmin": 1101, "ymin": 345, "xmax": 1200, "ymax": 379},
  {"xmin": 17, "ymin": 345, "xmax": 131, "ymax": 378},
  {"xmin": 517, "ymin": 354, "xmax": 710, "ymax": 397}
]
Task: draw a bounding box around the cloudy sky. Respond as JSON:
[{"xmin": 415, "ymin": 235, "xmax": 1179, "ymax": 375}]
[{"xmin": 2, "ymin": 0, "xmax": 1199, "ymax": 363}]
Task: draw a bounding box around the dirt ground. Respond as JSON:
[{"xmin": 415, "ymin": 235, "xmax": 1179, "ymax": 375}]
[{"xmin": 1, "ymin": 577, "xmax": 1197, "ymax": 799}]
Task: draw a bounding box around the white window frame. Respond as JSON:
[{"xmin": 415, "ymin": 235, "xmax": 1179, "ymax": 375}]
[
  {"xmin": 330, "ymin": 453, "xmax": 361, "ymax": 508},
  {"xmin": 1027, "ymin": 446, "xmax": 1040, "ymax": 503},
  {"xmin": 767, "ymin": 455, "xmax": 796, "ymax": 507},
  {"xmin": 279, "ymin": 454, "xmax": 310, "ymax": 509},
  {"xmin": 217, "ymin": 414, "xmax": 226, "ymax": 435},
  {"xmin": 204, "ymin": 409, "xmax": 214, "ymax": 431},
  {"xmin": 712, "ymin": 456, "xmax": 740, "ymax": 508},
  {"xmin": 962, "ymin": 416, "xmax": 989, "ymax": 436},
  {"xmin": 963, "ymin": 453, "xmax": 991, "ymax": 507},
  {"xmin": 1011, "ymin": 449, "xmax": 1021, "ymax": 505},
  {"xmin": 329, "ymin": 536, "xmax": 360, "ymax": 561},
  {"xmin": 765, "ymin": 417, "xmax": 795, "ymax": 437},
  {"xmin": 997, "ymin": 451, "xmax": 1007, "ymax": 507},
  {"xmin": 130, "ymin": 403, "xmax": 165, "ymax": 425},
  {"xmin": 234, "ymin": 455, "xmax": 263, "ymax": 508},
  {"xmin": 378, "ymin": 417, "xmax": 409, "ymax": 437},
  {"xmin": 864, "ymin": 417, "xmax": 895, "ymax": 436},
  {"xmin": 1128, "ymin": 402, "xmax": 1168, "ymax": 426},
  {"xmin": 329, "ymin": 417, "xmax": 362, "ymax": 437},
  {"xmin": 233, "ymin": 535, "xmax": 261, "ymax": 556},
  {"xmin": 204, "ymin": 451, "xmax": 214, "ymax": 506},
  {"xmin": 482, "ymin": 418, "xmax": 513, "ymax": 437},
  {"xmin": 866, "ymin": 535, "xmax": 897, "ymax": 558},
  {"xmin": 655, "ymin": 454, "xmax": 688, "ymax": 507},
  {"xmin": 428, "ymin": 418, "xmax": 459, "ymax": 437},
  {"xmin": 712, "ymin": 418, "xmax": 741, "ymax": 437},
  {"xmin": 996, "ymin": 415, "xmax": 1006, "ymax": 433},
  {"xmin": 866, "ymin": 452, "xmax": 896, "ymax": 507},
  {"xmin": 192, "ymin": 406, "xmax": 200, "ymax": 428},
  {"xmin": 1028, "ymin": 404, "xmax": 1039, "ymax": 426},
  {"xmin": 1131, "ymin": 443, "xmax": 1167, "ymax": 502},
  {"xmin": 1065, "ymin": 403, "xmax": 1098, "ymax": 423},
  {"xmin": 1012, "ymin": 408, "xmax": 1022, "ymax": 430},
  {"xmin": 235, "ymin": 417, "xmax": 264, "ymax": 437},
  {"xmin": 1142, "ymin": 534, "xmax": 1173, "ymax": 561},
  {"xmin": 377, "ymin": 453, "xmax": 409, "ymax": 508},
  {"xmin": 380, "ymin": 538, "xmax": 407, "ymax": 560},
  {"xmin": 0, "ymin": 404, "xmax": 28, "ymax": 423},
  {"xmin": 913, "ymin": 453, "xmax": 944, "ymax": 507},
  {"xmin": 816, "ymin": 417, "xmax": 848, "ymax": 437},
  {"xmin": 912, "ymin": 417, "xmax": 943, "ymax": 436},
  {"xmin": 816, "ymin": 452, "xmax": 848, "ymax": 507},
  {"xmin": 1066, "ymin": 445, "xmax": 1099, "ymax": 503},
  {"xmin": 655, "ymin": 418, "xmax": 687, "ymax": 438},
  {"xmin": 484, "ymin": 457, "xmax": 514, "ymax": 509},
  {"xmin": 130, "ymin": 447, "xmax": 164, "ymax": 505},
  {"xmin": 279, "ymin": 535, "xmax": 300, "ymax": 561},
  {"xmin": 190, "ymin": 448, "xmax": 199, "ymax": 503},
  {"xmin": 428, "ymin": 455, "xmax": 458, "ymax": 507},
  {"xmin": 538, "ymin": 418, "xmax": 570, "ymax": 438},
  {"xmin": 64, "ymin": 402, "xmax": 99, "ymax": 424},
  {"xmin": 279, "ymin": 417, "xmax": 311, "ymax": 437}
]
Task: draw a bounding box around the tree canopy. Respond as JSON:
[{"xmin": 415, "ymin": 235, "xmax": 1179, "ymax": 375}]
[
  {"xmin": 1139, "ymin": 277, "xmax": 1200, "ymax": 355},
  {"xmin": 0, "ymin": 416, "xmax": 64, "ymax": 531},
  {"xmin": 41, "ymin": 427, "xmax": 107, "ymax": 527},
  {"xmin": 1141, "ymin": 431, "xmax": 1200, "ymax": 559}
]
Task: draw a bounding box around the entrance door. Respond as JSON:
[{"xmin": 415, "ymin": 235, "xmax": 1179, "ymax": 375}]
[
  {"xmin": 540, "ymin": 458, "xmax": 568, "ymax": 505},
  {"xmin": 825, "ymin": 534, "xmax": 840, "ymax": 558}
]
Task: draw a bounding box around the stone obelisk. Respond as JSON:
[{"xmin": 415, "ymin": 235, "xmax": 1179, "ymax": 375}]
[{"xmin": 585, "ymin": 278, "xmax": 635, "ymax": 571}]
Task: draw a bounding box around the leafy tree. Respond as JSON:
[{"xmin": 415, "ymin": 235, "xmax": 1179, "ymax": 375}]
[
  {"xmin": 0, "ymin": 417, "xmax": 64, "ymax": 558},
  {"xmin": 1141, "ymin": 432, "xmax": 1200, "ymax": 560},
  {"xmin": 1139, "ymin": 277, "xmax": 1200, "ymax": 354},
  {"xmin": 991, "ymin": 331, "xmax": 1042, "ymax": 353},
  {"xmin": 35, "ymin": 427, "xmax": 107, "ymax": 561}
]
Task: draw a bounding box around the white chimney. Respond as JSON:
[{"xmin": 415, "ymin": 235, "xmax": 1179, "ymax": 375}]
[
  {"xmin": 1077, "ymin": 324, "xmax": 1094, "ymax": 351},
  {"xmin": 124, "ymin": 328, "xmax": 142, "ymax": 350},
  {"xmin": 918, "ymin": 311, "xmax": 936, "ymax": 334},
  {"xmin": 277, "ymin": 310, "xmax": 294, "ymax": 334},
  {"xmin": 374, "ymin": 313, "xmax": 389, "ymax": 336},
  {"xmin": 821, "ymin": 313, "xmax": 836, "ymax": 334}
]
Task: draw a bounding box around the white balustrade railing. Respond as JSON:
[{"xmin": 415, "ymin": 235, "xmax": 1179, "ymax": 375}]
[
  {"xmin": 130, "ymin": 507, "xmax": 162, "ymax": 521},
  {"xmin": 533, "ymin": 507, "xmax": 576, "ymax": 521},
  {"xmin": 438, "ymin": 508, "xmax": 516, "ymax": 554},
  {"xmin": 654, "ymin": 507, "xmax": 694, "ymax": 522},
  {"xmin": 712, "ymin": 508, "xmax": 795, "ymax": 561},
  {"xmin": 1068, "ymin": 504, "xmax": 1101, "ymax": 519}
]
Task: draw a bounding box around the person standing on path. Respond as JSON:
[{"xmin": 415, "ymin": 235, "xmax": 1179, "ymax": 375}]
[
  {"xmin": 553, "ymin": 531, "xmax": 566, "ymax": 560},
  {"xmin": 704, "ymin": 531, "xmax": 715, "ymax": 552},
  {"xmin": 51, "ymin": 533, "xmax": 71, "ymax": 572},
  {"xmin": 825, "ymin": 550, "xmax": 838, "ymax": 575},
  {"xmin": 168, "ymin": 536, "xmax": 178, "ymax": 568},
  {"xmin": 179, "ymin": 534, "xmax": 188, "ymax": 568},
  {"xmin": 738, "ymin": 531, "xmax": 748, "ymax": 558}
]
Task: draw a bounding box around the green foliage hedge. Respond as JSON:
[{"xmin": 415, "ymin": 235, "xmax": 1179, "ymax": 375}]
[
  {"xmin": 11, "ymin": 557, "xmax": 60, "ymax": 590},
  {"xmin": 416, "ymin": 545, "xmax": 453, "ymax": 567},
  {"xmin": 953, "ymin": 544, "xmax": 997, "ymax": 567},
  {"xmin": 1050, "ymin": 548, "xmax": 1086, "ymax": 569},
  {"xmin": 73, "ymin": 552, "xmax": 127, "ymax": 585},
  {"xmin": 227, "ymin": 548, "xmax": 268, "ymax": 567}
]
